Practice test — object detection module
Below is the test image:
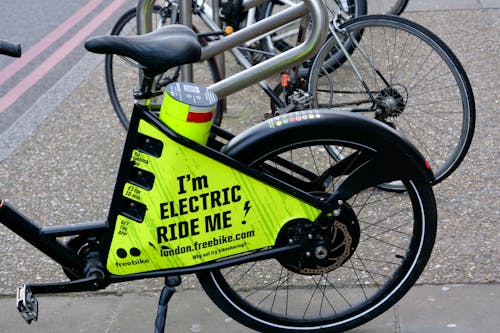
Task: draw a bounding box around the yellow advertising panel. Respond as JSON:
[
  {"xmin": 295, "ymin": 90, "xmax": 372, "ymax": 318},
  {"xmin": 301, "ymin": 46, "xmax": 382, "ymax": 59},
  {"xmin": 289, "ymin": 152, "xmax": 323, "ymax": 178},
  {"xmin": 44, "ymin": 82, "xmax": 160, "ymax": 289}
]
[{"xmin": 107, "ymin": 120, "xmax": 320, "ymax": 275}]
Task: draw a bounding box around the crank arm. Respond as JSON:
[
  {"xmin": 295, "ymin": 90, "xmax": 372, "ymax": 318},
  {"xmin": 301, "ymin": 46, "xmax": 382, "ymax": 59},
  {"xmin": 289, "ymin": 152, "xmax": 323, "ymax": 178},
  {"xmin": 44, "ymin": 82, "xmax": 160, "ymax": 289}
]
[{"xmin": 22, "ymin": 275, "xmax": 107, "ymax": 295}]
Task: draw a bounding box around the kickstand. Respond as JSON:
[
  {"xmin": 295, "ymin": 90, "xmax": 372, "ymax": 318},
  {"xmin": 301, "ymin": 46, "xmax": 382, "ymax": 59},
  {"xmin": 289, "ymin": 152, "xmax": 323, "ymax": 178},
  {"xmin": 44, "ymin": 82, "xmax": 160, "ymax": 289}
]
[{"xmin": 154, "ymin": 275, "xmax": 181, "ymax": 333}]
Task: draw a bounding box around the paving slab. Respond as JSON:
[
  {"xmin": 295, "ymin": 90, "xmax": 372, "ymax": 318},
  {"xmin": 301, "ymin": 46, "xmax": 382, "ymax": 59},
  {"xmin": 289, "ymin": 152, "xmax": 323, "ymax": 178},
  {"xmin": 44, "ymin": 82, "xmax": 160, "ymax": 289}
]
[{"xmin": 0, "ymin": 284, "xmax": 498, "ymax": 332}]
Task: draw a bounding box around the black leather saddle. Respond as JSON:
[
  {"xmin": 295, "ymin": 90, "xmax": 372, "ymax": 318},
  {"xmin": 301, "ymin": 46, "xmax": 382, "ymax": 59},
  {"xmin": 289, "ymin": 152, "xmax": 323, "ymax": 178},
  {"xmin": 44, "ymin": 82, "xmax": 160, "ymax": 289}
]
[{"xmin": 85, "ymin": 25, "xmax": 201, "ymax": 76}]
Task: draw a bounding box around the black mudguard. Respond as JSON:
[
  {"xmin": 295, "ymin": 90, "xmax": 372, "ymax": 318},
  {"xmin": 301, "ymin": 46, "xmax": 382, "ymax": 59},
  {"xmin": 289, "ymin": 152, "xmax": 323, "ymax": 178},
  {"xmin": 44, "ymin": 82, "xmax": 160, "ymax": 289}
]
[{"xmin": 223, "ymin": 109, "xmax": 434, "ymax": 200}]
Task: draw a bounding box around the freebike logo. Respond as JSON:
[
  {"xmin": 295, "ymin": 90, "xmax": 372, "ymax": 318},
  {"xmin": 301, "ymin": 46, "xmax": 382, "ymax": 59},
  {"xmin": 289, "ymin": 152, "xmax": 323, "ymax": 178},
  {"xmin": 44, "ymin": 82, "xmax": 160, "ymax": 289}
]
[{"xmin": 114, "ymin": 247, "xmax": 150, "ymax": 267}]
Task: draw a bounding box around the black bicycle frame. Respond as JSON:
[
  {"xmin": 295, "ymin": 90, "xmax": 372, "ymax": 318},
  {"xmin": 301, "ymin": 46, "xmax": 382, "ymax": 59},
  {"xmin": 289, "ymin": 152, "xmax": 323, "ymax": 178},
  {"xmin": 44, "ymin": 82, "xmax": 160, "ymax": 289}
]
[{"xmin": 0, "ymin": 101, "xmax": 331, "ymax": 295}]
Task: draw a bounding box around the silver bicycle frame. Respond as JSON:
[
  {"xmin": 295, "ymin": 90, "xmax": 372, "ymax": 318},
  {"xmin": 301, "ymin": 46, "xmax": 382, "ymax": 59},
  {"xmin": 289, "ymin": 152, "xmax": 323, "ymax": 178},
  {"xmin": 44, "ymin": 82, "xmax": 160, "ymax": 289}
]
[
  {"xmin": 135, "ymin": 0, "xmax": 328, "ymax": 99},
  {"xmin": 135, "ymin": 0, "xmax": 268, "ymax": 35}
]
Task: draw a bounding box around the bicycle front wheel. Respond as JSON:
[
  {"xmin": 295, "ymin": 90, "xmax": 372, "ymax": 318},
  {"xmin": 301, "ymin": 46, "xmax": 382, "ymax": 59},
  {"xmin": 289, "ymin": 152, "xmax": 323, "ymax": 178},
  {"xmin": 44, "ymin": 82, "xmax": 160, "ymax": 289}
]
[
  {"xmin": 197, "ymin": 125, "xmax": 437, "ymax": 332},
  {"xmin": 105, "ymin": 6, "xmax": 223, "ymax": 130},
  {"xmin": 307, "ymin": 15, "xmax": 475, "ymax": 189}
]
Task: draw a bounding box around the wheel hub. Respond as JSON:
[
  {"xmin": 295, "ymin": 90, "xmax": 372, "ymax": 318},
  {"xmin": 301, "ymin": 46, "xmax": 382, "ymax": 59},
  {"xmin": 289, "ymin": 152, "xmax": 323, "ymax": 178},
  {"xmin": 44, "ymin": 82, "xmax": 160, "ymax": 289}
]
[
  {"xmin": 375, "ymin": 85, "xmax": 407, "ymax": 120},
  {"xmin": 276, "ymin": 203, "xmax": 360, "ymax": 275}
]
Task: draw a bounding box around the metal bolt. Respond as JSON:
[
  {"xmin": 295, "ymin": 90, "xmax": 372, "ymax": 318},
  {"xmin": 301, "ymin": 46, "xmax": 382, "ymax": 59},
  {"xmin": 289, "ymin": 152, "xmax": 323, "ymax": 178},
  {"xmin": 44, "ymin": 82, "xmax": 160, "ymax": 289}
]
[
  {"xmin": 307, "ymin": 234, "xmax": 314, "ymax": 240},
  {"xmin": 288, "ymin": 239, "xmax": 294, "ymax": 244},
  {"xmin": 305, "ymin": 251, "xmax": 311, "ymax": 257},
  {"xmin": 315, "ymin": 246, "xmax": 328, "ymax": 259},
  {"xmin": 333, "ymin": 209, "xmax": 341, "ymax": 216},
  {"xmin": 337, "ymin": 200, "xmax": 343, "ymax": 205}
]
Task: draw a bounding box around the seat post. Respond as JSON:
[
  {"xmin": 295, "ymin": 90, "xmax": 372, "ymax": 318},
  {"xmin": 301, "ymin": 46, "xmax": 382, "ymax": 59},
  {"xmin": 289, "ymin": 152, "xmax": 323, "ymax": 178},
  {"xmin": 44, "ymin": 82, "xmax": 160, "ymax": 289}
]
[
  {"xmin": 135, "ymin": 0, "xmax": 156, "ymax": 94},
  {"xmin": 133, "ymin": 73, "xmax": 156, "ymax": 104}
]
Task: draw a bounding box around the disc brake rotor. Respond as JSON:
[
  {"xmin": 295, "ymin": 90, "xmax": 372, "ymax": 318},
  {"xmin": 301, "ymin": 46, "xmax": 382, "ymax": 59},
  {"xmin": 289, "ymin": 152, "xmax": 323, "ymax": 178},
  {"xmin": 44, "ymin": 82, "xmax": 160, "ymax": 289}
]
[{"xmin": 276, "ymin": 203, "xmax": 360, "ymax": 275}]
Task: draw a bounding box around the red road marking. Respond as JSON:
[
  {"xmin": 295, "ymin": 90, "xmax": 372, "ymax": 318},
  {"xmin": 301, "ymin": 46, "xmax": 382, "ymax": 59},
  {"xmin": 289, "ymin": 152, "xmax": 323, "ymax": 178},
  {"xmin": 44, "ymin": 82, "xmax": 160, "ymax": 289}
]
[
  {"xmin": 0, "ymin": 0, "xmax": 126, "ymax": 113},
  {"xmin": 0, "ymin": 0, "xmax": 104, "ymax": 87}
]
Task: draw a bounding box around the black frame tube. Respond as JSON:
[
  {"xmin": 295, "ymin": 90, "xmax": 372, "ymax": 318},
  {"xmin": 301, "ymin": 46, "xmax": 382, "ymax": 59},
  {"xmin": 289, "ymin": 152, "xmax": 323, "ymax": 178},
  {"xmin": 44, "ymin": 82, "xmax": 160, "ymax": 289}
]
[{"xmin": 0, "ymin": 201, "xmax": 87, "ymax": 273}]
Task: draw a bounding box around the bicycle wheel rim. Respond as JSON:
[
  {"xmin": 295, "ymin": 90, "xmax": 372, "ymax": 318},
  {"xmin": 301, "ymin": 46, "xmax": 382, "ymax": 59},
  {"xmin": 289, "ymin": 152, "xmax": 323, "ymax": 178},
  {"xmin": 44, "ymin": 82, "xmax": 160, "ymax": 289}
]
[{"xmin": 198, "ymin": 138, "xmax": 436, "ymax": 332}]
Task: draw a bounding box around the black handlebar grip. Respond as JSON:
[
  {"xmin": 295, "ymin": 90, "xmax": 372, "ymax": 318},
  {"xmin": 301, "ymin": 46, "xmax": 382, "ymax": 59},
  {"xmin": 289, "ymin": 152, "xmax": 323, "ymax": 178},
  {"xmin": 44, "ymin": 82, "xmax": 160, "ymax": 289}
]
[{"xmin": 0, "ymin": 40, "xmax": 22, "ymax": 58}]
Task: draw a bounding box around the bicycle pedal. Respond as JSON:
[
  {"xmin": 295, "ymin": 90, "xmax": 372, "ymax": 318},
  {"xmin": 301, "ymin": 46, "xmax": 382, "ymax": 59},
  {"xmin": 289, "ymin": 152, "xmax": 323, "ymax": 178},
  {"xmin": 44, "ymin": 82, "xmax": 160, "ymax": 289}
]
[{"xmin": 16, "ymin": 285, "xmax": 38, "ymax": 324}]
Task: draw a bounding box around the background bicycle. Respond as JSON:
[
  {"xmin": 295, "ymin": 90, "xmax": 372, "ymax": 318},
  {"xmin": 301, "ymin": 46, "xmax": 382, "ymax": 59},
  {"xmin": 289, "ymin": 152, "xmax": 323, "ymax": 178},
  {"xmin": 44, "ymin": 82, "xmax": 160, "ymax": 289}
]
[{"xmin": 106, "ymin": 0, "xmax": 475, "ymax": 192}]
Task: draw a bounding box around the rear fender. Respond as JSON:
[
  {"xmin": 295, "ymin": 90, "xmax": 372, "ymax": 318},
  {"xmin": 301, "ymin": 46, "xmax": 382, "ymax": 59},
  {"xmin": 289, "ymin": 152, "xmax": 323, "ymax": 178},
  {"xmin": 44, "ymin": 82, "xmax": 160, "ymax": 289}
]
[{"xmin": 223, "ymin": 110, "xmax": 434, "ymax": 197}]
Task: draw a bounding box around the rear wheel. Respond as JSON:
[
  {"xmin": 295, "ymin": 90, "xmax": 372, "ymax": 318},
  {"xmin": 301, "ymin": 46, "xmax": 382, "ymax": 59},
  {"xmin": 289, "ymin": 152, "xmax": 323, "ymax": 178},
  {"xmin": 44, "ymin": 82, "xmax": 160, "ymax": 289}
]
[{"xmin": 198, "ymin": 130, "xmax": 437, "ymax": 332}]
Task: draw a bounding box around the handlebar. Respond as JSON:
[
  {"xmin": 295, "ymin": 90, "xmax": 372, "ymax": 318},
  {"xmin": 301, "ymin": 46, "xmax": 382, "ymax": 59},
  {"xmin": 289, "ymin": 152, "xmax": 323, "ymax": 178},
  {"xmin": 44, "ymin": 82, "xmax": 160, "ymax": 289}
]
[{"xmin": 0, "ymin": 40, "xmax": 22, "ymax": 58}]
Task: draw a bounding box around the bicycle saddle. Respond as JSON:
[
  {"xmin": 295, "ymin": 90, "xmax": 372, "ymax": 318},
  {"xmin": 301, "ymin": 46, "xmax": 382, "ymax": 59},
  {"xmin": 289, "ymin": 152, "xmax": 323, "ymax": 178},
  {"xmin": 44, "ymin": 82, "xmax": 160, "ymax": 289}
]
[{"xmin": 85, "ymin": 25, "xmax": 201, "ymax": 76}]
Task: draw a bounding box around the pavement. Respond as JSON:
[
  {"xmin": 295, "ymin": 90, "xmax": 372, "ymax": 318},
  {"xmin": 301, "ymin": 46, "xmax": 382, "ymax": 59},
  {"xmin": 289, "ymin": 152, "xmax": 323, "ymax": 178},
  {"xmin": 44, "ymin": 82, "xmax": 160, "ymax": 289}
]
[
  {"xmin": 0, "ymin": 1, "xmax": 498, "ymax": 332},
  {"xmin": 0, "ymin": 284, "xmax": 498, "ymax": 333}
]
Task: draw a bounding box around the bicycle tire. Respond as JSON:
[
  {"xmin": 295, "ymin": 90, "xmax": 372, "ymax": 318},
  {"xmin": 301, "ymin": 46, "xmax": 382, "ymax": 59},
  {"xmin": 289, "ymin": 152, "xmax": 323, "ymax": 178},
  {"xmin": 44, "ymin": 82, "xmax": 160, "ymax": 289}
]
[
  {"xmin": 197, "ymin": 113, "xmax": 437, "ymax": 332},
  {"xmin": 105, "ymin": 6, "xmax": 223, "ymax": 130},
  {"xmin": 367, "ymin": 0, "xmax": 409, "ymax": 15},
  {"xmin": 307, "ymin": 15, "xmax": 475, "ymax": 190}
]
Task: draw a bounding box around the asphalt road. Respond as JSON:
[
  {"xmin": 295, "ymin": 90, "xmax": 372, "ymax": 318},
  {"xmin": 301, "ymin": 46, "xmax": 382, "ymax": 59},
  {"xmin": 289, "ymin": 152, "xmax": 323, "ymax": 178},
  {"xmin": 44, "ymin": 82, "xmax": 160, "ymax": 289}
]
[{"xmin": 0, "ymin": 0, "xmax": 134, "ymax": 135}]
